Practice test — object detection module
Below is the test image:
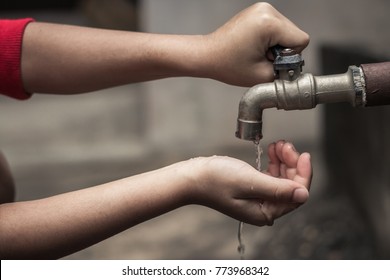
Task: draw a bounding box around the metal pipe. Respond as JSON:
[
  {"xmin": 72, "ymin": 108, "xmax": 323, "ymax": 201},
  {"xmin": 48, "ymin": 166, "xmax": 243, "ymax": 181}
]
[
  {"xmin": 361, "ymin": 62, "xmax": 390, "ymax": 106},
  {"xmin": 235, "ymin": 62, "xmax": 390, "ymax": 141}
]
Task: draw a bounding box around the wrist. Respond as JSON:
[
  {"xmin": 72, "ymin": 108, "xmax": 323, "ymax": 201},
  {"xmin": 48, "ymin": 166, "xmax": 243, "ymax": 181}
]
[
  {"xmin": 171, "ymin": 157, "xmax": 209, "ymax": 206},
  {"xmin": 154, "ymin": 34, "xmax": 212, "ymax": 79},
  {"xmin": 187, "ymin": 33, "xmax": 219, "ymax": 81}
]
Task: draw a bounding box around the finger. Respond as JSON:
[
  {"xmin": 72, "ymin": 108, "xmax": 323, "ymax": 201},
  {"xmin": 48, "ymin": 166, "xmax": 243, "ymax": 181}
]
[
  {"xmin": 279, "ymin": 163, "xmax": 288, "ymax": 179},
  {"xmin": 281, "ymin": 142, "xmax": 299, "ymax": 168},
  {"xmin": 281, "ymin": 142, "xmax": 300, "ymax": 179},
  {"xmin": 276, "ymin": 23, "xmax": 310, "ymax": 54},
  {"xmin": 275, "ymin": 140, "xmax": 288, "ymax": 178},
  {"xmin": 243, "ymin": 171, "xmax": 308, "ymax": 204},
  {"xmin": 272, "ymin": 11, "xmax": 310, "ymax": 54},
  {"xmin": 266, "ymin": 142, "xmax": 281, "ymax": 177},
  {"xmin": 275, "ymin": 140, "xmax": 286, "ymax": 162},
  {"xmin": 295, "ymin": 152, "xmax": 312, "ymax": 190}
]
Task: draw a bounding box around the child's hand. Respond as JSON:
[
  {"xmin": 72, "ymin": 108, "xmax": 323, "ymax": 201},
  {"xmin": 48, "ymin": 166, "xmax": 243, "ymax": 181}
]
[
  {"xmin": 188, "ymin": 140, "xmax": 312, "ymax": 226},
  {"xmin": 202, "ymin": 2, "xmax": 309, "ymax": 87}
]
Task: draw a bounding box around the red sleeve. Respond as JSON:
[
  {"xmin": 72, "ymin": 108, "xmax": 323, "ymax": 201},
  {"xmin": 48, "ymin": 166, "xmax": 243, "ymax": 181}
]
[{"xmin": 0, "ymin": 18, "xmax": 34, "ymax": 100}]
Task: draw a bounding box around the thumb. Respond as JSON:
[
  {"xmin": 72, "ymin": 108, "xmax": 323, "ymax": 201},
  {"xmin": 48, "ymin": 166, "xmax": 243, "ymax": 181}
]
[{"xmin": 241, "ymin": 172, "xmax": 309, "ymax": 203}]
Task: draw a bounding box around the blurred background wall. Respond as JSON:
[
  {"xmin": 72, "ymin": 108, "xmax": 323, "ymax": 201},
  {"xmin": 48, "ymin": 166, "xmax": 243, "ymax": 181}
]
[{"xmin": 0, "ymin": 0, "xmax": 389, "ymax": 259}]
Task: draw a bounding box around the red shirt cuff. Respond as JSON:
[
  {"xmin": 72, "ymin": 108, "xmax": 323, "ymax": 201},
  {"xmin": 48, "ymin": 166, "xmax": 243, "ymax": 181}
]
[{"xmin": 0, "ymin": 18, "xmax": 35, "ymax": 100}]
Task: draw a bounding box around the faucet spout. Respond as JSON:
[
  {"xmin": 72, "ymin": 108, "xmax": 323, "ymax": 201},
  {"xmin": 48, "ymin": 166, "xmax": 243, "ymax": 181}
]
[
  {"xmin": 235, "ymin": 64, "xmax": 377, "ymax": 141},
  {"xmin": 235, "ymin": 82, "xmax": 277, "ymax": 141}
]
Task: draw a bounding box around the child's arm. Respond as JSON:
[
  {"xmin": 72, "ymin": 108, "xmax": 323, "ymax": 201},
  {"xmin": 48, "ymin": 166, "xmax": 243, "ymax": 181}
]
[
  {"xmin": 0, "ymin": 141, "xmax": 311, "ymax": 259},
  {"xmin": 21, "ymin": 3, "xmax": 309, "ymax": 94}
]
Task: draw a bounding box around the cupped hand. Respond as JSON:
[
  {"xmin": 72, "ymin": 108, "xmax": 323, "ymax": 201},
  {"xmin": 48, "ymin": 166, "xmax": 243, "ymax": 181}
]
[{"xmin": 189, "ymin": 140, "xmax": 312, "ymax": 226}]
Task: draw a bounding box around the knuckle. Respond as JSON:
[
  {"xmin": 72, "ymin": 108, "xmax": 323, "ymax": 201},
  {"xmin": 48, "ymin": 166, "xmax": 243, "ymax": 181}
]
[
  {"xmin": 302, "ymin": 32, "xmax": 310, "ymax": 47},
  {"xmin": 273, "ymin": 181, "xmax": 293, "ymax": 202},
  {"xmin": 253, "ymin": 2, "xmax": 276, "ymax": 12}
]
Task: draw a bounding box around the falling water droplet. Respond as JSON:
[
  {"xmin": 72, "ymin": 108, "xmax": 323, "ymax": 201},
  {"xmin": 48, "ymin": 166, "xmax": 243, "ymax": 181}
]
[
  {"xmin": 237, "ymin": 140, "xmax": 263, "ymax": 259},
  {"xmin": 237, "ymin": 221, "xmax": 245, "ymax": 259}
]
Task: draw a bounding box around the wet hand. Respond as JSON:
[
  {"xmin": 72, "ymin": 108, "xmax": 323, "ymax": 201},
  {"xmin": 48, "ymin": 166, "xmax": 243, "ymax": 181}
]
[
  {"xmin": 261, "ymin": 140, "xmax": 312, "ymax": 225},
  {"xmin": 187, "ymin": 142, "xmax": 311, "ymax": 226}
]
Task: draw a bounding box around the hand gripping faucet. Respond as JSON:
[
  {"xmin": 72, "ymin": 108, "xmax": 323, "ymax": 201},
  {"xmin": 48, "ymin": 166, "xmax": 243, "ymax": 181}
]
[{"xmin": 235, "ymin": 45, "xmax": 390, "ymax": 141}]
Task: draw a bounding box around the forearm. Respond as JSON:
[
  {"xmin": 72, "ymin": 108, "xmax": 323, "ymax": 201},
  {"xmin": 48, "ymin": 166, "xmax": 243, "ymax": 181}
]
[
  {"xmin": 21, "ymin": 22, "xmax": 209, "ymax": 94},
  {"xmin": 0, "ymin": 152, "xmax": 311, "ymax": 259},
  {"xmin": 0, "ymin": 162, "xmax": 191, "ymax": 259},
  {"xmin": 19, "ymin": 4, "xmax": 310, "ymax": 94}
]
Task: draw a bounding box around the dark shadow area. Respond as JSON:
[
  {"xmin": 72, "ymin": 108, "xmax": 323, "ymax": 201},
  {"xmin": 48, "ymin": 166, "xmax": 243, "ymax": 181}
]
[{"xmin": 322, "ymin": 45, "xmax": 390, "ymax": 259}]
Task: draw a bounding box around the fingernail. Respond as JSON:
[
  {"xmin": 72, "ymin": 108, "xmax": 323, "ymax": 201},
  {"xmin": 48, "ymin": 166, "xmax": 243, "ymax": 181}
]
[{"xmin": 292, "ymin": 188, "xmax": 309, "ymax": 203}]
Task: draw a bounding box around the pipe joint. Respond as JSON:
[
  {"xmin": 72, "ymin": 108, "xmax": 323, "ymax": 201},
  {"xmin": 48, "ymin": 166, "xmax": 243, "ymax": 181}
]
[{"xmin": 274, "ymin": 73, "xmax": 316, "ymax": 110}]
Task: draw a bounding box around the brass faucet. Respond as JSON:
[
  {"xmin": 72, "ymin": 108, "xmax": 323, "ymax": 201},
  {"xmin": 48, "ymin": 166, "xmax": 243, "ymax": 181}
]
[{"xmin": 235, "ymin": 45, "xmax": 389, "ymax": 141}]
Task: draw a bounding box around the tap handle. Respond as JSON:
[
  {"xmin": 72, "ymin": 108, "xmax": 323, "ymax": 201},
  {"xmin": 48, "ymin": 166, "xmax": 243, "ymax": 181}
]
[
  {"xmin": 271, "ymin": 44, "xmax": 288, "ymax": 60},
  {"xmin": 271, "ymin": 45, "xmax": 304, "ymax": 80}
]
